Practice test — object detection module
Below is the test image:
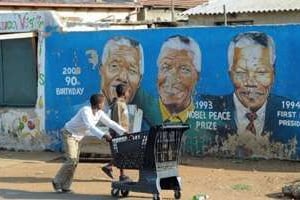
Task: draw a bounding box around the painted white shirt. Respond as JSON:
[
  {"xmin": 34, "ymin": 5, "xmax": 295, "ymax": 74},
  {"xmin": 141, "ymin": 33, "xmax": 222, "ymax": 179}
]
[
  {"xmin": 233, "ymin": 94, "xmax": 266, "ymax": 136},
  {"xmin": 65, "ymin": 106, "xmax": 126, "ymax": 141}
]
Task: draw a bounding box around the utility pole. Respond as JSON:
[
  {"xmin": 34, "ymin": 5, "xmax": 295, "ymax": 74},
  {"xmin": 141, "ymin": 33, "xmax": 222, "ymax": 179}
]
[
  {"xmin": 223, "ymin": 4, "xmax": 227, "ymax": 26},
  {"xmin": 171, "ymin": 0, "xmax": 175, "ymax": 22}
]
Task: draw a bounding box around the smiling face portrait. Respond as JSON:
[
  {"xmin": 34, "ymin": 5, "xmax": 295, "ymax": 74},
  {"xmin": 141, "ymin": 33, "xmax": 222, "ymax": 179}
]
[
  {"xmin": 100, "ymin": 36, "xmax": 143, "ymax": 104},
  {"xmin": 157, "ymin": 35, "xmax": 200, "ymax": 114},
  {"xmin": 229, "ymin": 32, "xmax": 275, "ymax": 111}
]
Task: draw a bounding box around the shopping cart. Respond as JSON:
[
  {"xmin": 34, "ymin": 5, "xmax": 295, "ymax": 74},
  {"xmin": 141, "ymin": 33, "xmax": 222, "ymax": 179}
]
[{"xmin": 109, "ymin": 123, "xmax": 189, "ymax": 200}]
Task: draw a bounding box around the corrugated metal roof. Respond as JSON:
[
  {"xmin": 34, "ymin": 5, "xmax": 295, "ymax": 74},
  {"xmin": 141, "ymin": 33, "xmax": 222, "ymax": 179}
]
[
  {"xmin": 140, "ymin": 0, "xmax": 207, "ymax": 9},
  {"xmin": 183, "ymin": 0, "xmax": 300, "ymax": 15},
  {"xmin": 0, "ymin": 0, "xmax": 140, "ymax": 8}
]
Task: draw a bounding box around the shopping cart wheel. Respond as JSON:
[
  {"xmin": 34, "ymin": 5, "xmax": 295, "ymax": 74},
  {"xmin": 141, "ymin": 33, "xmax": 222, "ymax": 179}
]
[
  {"xmin": 121, "ymin": 190, "xmax": 129, "ymax": 197},
  {"xmin": 153, "ymin": 193, "xmax": 160, "ymax": 200},
  {"xmin": 111, "ymin": 188, "xmax": 120, "ymax": 197},
  {"xmin": 174, "ymin": 190, "xmax": 181, "ymax": 199}
]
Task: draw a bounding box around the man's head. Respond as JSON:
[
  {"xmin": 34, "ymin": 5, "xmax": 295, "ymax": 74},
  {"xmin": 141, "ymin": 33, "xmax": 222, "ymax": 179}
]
[
  {"xmin": 90, "ymin": 93, "xmax": 105, "ymax": 110},
  {"xmin": 228, "ymin": 32, "xmax": 275, "ymax": 111},
  {"xmin": 157, "ymin": 35, "xmax": 201, "ymax": 113},
  {"xmin": 100, "ymin": 36, "xmax": 143, "ymax": 104}
]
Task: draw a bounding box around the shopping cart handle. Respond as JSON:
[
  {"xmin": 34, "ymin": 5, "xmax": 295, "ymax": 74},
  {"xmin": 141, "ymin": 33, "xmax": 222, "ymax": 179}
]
[
  {"xmin": 127, "ymin": 134, "xmax": 134, "ymax": 140},
  {"xmin": 161, "ymin": 123, "xmax": 190, "ymax": 129}
]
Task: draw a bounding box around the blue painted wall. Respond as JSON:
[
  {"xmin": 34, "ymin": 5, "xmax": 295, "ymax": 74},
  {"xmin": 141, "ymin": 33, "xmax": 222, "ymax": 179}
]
[{"xmin": 45, "ymin": 25, "xmax": 300, "ymax": 159}]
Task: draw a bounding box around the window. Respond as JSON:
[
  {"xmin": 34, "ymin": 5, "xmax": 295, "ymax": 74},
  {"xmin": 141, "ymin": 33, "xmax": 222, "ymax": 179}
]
[{"xmin": 0, "ymin": 33, "xmax": 37, "ymax": 107}]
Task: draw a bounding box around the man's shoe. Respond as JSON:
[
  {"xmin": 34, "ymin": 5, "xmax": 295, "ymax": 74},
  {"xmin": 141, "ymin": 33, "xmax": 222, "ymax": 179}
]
[
  {"xmin": 62, "ymin": 189, "xmax": 73, "ymax": 193},
  {"xmin": 282, "ymin": 184, "xmax": 294, "ymax": 196},
  {"xmin": 102, "ymin": 166, "xmax": 114, "ymax": 179},
  {"xmin": 52, "ymin": 180, "xmax": 62, "ymax": 193},
  {"xmin": 119, "ymin": 175, "xmax": 132, "ymax": 182}
]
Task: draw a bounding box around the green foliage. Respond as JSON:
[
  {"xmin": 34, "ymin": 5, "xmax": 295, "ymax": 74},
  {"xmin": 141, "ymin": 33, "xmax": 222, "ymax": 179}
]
[
  {"xmin": 231, "ymin": 184, "xmax": 251, "ymax": 191},
  {"xmin": 191, "ymin": 193, "xmax": 209, "ymax": 200}
]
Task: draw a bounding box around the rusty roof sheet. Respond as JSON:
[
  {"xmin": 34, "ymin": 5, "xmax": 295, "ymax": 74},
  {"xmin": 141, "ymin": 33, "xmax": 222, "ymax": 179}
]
[
  {"xmin": 140, "ymin": 0, "xmax": 207, "ymax": 9},
  {"xmin": 183, "ymin": 0, "xmax": 300, "ymax": 15}
]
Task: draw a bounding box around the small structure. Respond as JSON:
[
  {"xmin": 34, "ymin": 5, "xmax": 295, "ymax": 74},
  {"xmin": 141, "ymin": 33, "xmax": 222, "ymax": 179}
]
[
  {"xmin": 0, "ymin": 11, "xmax": 61, "ymax": 151},
  {"xmin": 183, "ymin": 0, "xmax": 300, "ymax": 26},
  {"xmin": 139, "ymin": 0, "xmax": 206, "ymax": 24}
]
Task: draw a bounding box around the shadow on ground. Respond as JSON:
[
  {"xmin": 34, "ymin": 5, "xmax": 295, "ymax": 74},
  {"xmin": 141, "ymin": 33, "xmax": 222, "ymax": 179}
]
[
  {"xmin": 0, "ymin": 189, "xmax": 152, "ymax": 200},
  {"xmin": 1, "ymin": 150, "xmax": 300, "ymax": 173},
  {"xmin": 181, "ymin": 156, "xmax": 300, "ymax": 173},
  {"xmin": 0, "ymin": 150, "xmax": 62, "ymax": 162},
  {"xmin": 0, "ymin": 177, "xmax": 111, "ymax": 183},
  {"xmin": 266, "ymin": 192, "xmax": 295, "ymax": 200}
]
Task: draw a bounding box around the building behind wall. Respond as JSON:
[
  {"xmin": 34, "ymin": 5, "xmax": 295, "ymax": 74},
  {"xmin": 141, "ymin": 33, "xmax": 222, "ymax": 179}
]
[
  {"xmin": 4, "ymin": 1, "xmax": 300, "ymax": 161},
  {"xmin": 0, "ymin": 11, "xmax": 60, "ymax": 151},
  {"xmin": 183, "ymin": 0, "xmax": 300, "ymax": 26},
  {"xmin": 138, "ymin": 0, "xmax": 207, "ymax": 25},
  {"xmin": 0, "ymin": 0, "xmax": 143, "ymax": 30}
]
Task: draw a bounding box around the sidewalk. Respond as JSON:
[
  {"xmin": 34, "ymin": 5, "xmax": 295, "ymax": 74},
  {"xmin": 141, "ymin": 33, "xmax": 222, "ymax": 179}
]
[
  {"xmin": 0, "ymin": 150, "xmax": 62, "ymax": 168},
  {"xmin": 0, "ymin": 150, "xmax": 299, "ymax": 200}
]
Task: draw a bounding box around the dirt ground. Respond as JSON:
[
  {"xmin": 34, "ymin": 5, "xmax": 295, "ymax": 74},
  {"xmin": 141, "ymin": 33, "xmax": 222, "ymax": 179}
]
[{"xmin": 0, "ymin": 151, "xmax": 300, "ymax": 200}]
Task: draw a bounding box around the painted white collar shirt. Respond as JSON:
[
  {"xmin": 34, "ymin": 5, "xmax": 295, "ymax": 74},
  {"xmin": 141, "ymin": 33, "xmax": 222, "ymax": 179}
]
[{"xmin": 233, "ymin": 94, "xmax": 267, "ymax": 136}]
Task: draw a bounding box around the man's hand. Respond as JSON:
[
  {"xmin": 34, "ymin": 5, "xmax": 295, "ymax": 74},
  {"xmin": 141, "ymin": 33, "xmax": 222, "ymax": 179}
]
[
  {"xmin": 103, "ymin": 134, "xmax": 112, "ymax": 142},
  {"xmin": 125, "ymin": 132, "xmax": 134, "ymax": 140}
]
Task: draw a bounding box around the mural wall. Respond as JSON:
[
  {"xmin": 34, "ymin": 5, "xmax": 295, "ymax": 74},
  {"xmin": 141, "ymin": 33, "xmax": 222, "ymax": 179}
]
[{"xmin": 45, "ymin": 25, "xmax": 300, "ymax": 159}]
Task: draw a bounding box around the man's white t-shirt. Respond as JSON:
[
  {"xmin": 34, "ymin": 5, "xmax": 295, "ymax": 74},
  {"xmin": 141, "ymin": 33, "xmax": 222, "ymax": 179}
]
[{"xmin": 65, "ymin": 106, "xmax": 126, "ymax": 141}]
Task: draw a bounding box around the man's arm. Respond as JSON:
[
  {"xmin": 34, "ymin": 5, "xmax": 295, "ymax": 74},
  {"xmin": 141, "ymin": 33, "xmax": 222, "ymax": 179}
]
[{"xmin": 99, "ymin": 111, "xmax": 126, "ymax": 136}]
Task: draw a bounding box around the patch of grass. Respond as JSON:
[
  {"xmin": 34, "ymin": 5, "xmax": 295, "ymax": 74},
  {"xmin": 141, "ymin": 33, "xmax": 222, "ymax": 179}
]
[
  {"xmin": 231, "ymin": 184, "xmax": 252, "ymax": 191},
  {"xmin": 191, "ymin": 193, "xmax": 209, "ymax": 200}
]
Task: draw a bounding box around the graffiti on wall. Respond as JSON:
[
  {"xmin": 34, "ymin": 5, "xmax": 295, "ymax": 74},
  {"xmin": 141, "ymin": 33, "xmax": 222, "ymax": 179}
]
[
  {"xmin": 0, "ymin": 13, "xmax": 44, "ymax": 31},
  {"xmin": 45, "ymin": 25, "xmax": 300, "ymax": 159},
  {"xmin": 0, "ymin": 11, "xmax": 60, "ymax": 33},
  {"xmin": 0, "ymin": 110, "xmax": 49, "ymax": 151}
]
